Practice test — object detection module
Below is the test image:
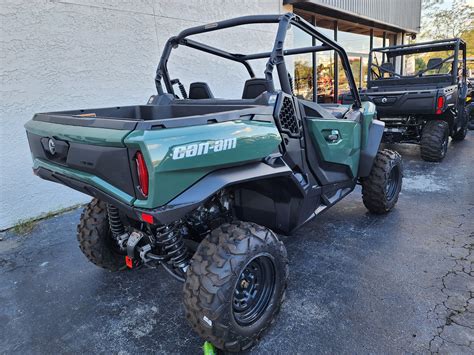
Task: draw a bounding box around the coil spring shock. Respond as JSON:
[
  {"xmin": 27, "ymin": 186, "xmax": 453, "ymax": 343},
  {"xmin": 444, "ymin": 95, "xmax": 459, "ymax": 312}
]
[
  {"xmin": 106, "ymin": 204, "xmax": 125, "ymax": 237},
  {"xmin": 155, "ymin": 225, "xmax": 188, "ymax": 269}
]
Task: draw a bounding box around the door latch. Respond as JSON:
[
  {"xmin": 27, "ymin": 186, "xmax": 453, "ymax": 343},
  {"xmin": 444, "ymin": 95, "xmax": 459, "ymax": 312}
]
[{"xmin": 325, "ymin": 129, "xmax": 340, "ymax": 142}]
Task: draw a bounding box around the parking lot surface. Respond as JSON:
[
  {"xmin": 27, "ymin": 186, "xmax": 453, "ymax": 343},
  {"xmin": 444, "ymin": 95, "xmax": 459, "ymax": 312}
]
[{"xmin": 1, "ymin": 134, "xmax": 473, "ymax": 354}]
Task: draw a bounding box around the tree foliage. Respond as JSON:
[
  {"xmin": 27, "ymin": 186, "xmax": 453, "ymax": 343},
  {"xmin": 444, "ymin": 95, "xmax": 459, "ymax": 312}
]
[{"xmin": 420, "ymin": 0, "xmax": 474, "ymax": 40}]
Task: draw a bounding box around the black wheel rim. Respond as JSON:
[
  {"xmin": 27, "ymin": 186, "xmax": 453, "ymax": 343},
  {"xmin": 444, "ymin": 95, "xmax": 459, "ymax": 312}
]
[
  {"xmin": 232, "ymin": 255, "xmax": 276, "ymax": 326},
  {"xmin": 386, "ymin": 164, "xmax": 401, "ymax": 201}
]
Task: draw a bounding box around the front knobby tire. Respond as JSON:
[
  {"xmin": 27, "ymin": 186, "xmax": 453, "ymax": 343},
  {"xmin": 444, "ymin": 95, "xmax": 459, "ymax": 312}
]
[
  {"xmin": 77, "ymin": 198, "xmax": 125, "ymax": 271},
  {"xmin": 183, "ymin": 221, "xmax": 288, "ymax": 352},
  {"xmin": 420, "ymin": 120, "xmax": 449, "ymax": 162},
  {"xmin": 361, "ymin": 149, "xmax": 403, "ymax": 214}
]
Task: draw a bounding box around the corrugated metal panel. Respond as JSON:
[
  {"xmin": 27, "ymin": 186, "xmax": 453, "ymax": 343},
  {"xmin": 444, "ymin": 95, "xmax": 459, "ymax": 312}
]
[{"xmin": 289, "ymin": 0, "xmax": 422, "ymax": 32}]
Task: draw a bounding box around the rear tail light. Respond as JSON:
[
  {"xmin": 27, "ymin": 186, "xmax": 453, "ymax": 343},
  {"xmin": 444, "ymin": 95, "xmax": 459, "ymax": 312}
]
[
  {"xmin": 135, "ymin": 151, "xmax": 149, "ymax": 197},
  {"xmin": 436, "ymin": 96, "xmax": 445, "ymax": 115}
]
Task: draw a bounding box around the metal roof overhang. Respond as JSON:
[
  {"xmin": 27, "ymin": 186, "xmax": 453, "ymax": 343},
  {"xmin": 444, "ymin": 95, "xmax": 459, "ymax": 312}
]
[{"xmin": 284, "ymin": 0, "xmax": 419, "ymax": 34}]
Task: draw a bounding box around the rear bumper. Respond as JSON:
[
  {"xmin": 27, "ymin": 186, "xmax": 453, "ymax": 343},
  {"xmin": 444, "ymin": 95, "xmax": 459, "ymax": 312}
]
[
  {"xmin": 34, "ymin": 165, "xmax": 138, "ymax": 218},
  {"xmin": 33, "ymin": 164, "xmax": 193, "ymax": 225},
  {"xmin": 33, "ymin": 158, "xmax": 134, "ymax": 204}
]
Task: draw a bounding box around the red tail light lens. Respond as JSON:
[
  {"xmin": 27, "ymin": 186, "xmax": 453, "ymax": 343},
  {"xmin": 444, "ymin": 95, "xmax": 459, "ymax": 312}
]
[
  {"xmin": 141, "ymin": 212, "xmax": 154, "ymax": 224},
  {"xmin": 436, "ymin": 96, "xmax": 444, "ymax": 115},
  {"xmin": 135, "ymin": 151, "xmax": 149, "ymax": 197}
]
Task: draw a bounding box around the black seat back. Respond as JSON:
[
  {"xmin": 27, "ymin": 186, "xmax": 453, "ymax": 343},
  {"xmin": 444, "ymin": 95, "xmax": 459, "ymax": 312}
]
[
  {"xmin": 189, "ymin": 82, "xmax": 214, "ymax": 99},
  {"xmin": 242, "ymin": 78, "xmax": 273, "ymax": 99},
  {"xmin": 426, "ymin": 58, "xmax": 443, "ymax": 71},
  {"xmin": 380, "ymin": 62, "xmax": 395, "ymax": 77}
]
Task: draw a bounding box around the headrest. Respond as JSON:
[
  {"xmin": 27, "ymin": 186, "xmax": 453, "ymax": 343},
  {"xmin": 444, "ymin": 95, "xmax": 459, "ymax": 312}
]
[
  {"xmin": 427, "ymin": 58, "xmax": 443, "ymax": 70},
  {"xmin": 380, "ymin": 62, "xmax": 395, "ymax": 73},
  {"xmin": 189, "ymin": 82, "xmax": 214, "ymax": 99},
  {"xmin": 242, "ymin": 78, "xmax": 273, "ymax": 99}
]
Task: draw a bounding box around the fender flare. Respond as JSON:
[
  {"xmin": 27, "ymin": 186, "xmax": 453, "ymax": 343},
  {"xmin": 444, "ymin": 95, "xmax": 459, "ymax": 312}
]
[
  {"xmin": 141, "ymin": 160, "xmax": 293, "ymax": 225},
  {"xmin": 358, "ymin": 119, "xmax": 385, "ymax": 177}
]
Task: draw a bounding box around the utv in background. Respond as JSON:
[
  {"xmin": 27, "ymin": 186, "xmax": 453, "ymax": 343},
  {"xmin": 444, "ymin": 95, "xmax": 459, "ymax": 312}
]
[
  {"xmin": 467, "ymin": 57, "xmax": 474, "ymax": 130},
  {"xmin": 342, "ymin": 38, "xmax": 470, "ymax": 162}
]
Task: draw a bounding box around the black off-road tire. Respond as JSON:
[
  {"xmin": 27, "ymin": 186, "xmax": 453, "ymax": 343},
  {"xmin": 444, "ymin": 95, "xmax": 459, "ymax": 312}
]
[
  {"xmin": 183, "ymin": 221, "xmax": 288, "ymax": 352},
  {"xmin": 361, "ymin": 149, "xmax": 403, "ymax": 214},
  {"xmin": 77, "ymin": 198, "xmax": 125, "ymax": 271},
  {"xmin": 452, "ymin": 125, "xmax": 468, "ymax": 141},
  {"xmin": 468, "ymin": 103, "xmax": 474, "ymax": 130},
  {"xmin": 420, "ymin": 120, "xmax": 449, "ymax": 162},
  {"xmin": 451, "ymin": 107, "xmax": 468, "ymax": 141},
  {"xmin": 468, "ymin": 119, "xmax": 474, "ymax": 130}
]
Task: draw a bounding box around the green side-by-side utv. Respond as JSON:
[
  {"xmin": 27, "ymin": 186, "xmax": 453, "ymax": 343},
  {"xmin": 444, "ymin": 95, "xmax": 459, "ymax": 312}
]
[{"xmin": 25, "ymin": 13, "xmax": 403, "ymax": 352}]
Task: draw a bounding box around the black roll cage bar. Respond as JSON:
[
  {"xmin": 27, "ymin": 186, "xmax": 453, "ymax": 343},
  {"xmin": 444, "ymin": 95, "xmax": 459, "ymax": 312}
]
[
  {"xmin": 155, "ymin": 13, "xmax": 362, "ymax": 108},
  {"xmin": 368, "ymin": 38, "xmax": 467, "ymax": 85}
]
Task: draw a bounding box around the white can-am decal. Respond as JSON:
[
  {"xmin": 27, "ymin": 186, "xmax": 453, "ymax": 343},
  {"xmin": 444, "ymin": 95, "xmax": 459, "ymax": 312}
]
[{"xmin": 172, "ymin": 138, "xmax": 237, "ymax": 160}]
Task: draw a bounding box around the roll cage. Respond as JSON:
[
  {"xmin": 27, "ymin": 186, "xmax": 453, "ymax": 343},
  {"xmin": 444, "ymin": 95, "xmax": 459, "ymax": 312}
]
[
  {"xmin": 368, "ymin": 38, "xmax": 467, "ymax": 86},
  {"xmin": 155, "ymin": 13, "xmax": 362, "ymax": 108}
]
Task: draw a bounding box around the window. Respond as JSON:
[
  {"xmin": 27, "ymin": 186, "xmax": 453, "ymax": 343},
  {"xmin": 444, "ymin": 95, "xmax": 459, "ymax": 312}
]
[
  {"xmin": 337, "ymin": 30, "xmax": 371, "ymax": 55},
  {"xmin": 316, "ymin": 52, "xmax": 335, "ymax": 103},
  {"xmin": 292, "ymin": 10, "xmax": 404, "ymax": 102},
  {"xmin": 337, "ymin": 29, "xmax": 370, "ymax": 91},
  {"xmin": 316, "ymin": 22, "xmax": 335, "ymax": 103},
  {"xmin": 292, "ymin": 23, "xmax": 314, "ymax": 100}
]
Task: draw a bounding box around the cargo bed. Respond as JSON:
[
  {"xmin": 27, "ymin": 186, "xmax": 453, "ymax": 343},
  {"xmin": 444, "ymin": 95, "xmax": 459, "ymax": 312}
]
[{"xmin": 31, "ymin": 100, "xmax": 273, "ymax": 130}]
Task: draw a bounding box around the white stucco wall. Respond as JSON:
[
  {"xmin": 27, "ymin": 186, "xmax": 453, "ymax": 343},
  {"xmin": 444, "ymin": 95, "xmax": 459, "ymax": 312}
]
[{"xmin": 0, "ymin": 0, "xmax": 291, "ymax": 229}]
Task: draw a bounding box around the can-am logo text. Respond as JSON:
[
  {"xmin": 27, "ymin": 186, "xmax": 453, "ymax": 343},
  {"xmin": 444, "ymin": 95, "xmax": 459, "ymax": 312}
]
[{"xmin": 172, "ymin": 138, "xmax": 237, "ymax": 160}]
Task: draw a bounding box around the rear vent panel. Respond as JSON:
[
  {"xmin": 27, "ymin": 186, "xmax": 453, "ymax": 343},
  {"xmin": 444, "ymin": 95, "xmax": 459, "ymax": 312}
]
[{"xmin": 277, "ymin": 96, "xmax": 301, "ymax": 138}]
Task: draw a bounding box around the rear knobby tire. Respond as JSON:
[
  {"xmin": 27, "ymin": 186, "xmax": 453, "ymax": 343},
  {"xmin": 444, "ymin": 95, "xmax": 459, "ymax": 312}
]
[
  {"xmin": 420, "ymin": 120, "xmax": 449, "ymax": 162},
  {"xmin": 361, "ymin": 149, "xmax": 403, "ymax": 214},
  {"xmin": 183, "ymin": 221, "xmax": 288, "ymax": 352},
  {"xmin": 77, "ymin": 198, "xmax": 125, "ymax": 271}
]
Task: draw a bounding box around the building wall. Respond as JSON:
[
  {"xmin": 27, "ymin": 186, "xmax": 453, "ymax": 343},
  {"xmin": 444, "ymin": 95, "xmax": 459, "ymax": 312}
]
[{"xmin": 0, "ymin": 0, "xmax": 290, "ymax": 229}]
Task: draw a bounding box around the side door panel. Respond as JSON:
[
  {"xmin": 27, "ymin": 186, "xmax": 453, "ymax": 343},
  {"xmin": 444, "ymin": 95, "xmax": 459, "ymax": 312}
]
[{"xmin": 306, "ymin": 119, "xmax": 361, "ymax": 177}]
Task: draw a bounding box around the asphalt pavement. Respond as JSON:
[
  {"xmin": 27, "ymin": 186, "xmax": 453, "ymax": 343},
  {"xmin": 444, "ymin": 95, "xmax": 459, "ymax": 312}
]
[{"xmin": 1, "ymin": 133, "xmax": 473, "ymax": 354}]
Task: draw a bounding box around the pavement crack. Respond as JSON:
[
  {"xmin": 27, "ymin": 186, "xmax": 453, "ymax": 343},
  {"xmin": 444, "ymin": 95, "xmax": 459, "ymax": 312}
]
[{"xmin": 428, "ymin": 232, "xmax": 474, "ymax": 353}]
